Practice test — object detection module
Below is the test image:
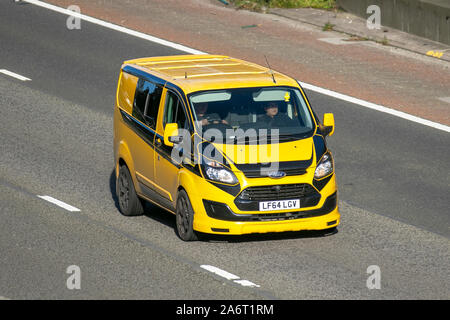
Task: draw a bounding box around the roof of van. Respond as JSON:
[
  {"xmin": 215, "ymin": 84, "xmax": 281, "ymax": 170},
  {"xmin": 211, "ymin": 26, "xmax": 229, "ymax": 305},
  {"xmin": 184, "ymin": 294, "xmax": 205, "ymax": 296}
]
[{"xmin": 122, "ymin": 55, "xmax": 299, "ymax": 94}]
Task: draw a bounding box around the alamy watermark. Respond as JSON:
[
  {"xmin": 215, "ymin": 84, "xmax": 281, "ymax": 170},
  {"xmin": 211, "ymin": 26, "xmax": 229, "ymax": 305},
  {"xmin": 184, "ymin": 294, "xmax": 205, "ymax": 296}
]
[
  {"xmin": 367, "ymin": 5, "xmax": 381, "ymax": 30},
  {"xmin": 366, "ymin": 265, "xmax": 381, "ymax": 290},
  {"xmin": 66, "ymin": 265, "xmax": 81, "ymax": 290},
  {"xmin": 66, "ymin": 5, "xmax": 81, "ymax": 30},
  {"xmin": 170, "ymin": 128, "xmax": 281, "ymax": 174}
]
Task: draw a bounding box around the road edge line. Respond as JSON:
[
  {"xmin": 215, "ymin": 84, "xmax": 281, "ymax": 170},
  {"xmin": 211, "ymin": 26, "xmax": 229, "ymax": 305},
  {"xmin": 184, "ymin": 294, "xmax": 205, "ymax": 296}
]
[{"xmin": 299, "ymin": 81, "xmax": 450, "ymax": 133}]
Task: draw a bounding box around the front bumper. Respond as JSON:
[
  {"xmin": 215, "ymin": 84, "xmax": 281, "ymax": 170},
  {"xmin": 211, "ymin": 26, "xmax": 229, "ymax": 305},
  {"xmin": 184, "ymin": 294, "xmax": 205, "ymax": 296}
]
[
  {"xmin": 186, "ymin": 169, "xmax": 340, "ymax": 235},
  {"xmin": 194, "ymin": 205, "xmax": 340, "ymax": 235}
]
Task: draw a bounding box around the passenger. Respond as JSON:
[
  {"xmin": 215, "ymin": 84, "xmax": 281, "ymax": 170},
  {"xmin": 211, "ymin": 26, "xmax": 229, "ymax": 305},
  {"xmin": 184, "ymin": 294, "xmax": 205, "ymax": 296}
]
[{"xmin": 259, "ymin": 102, "xmax": 292, "ymax": 126}]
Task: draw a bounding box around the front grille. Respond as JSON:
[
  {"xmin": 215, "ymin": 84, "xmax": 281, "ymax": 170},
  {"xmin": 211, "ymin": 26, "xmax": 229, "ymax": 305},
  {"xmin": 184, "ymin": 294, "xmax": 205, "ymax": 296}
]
[
  {"xmin": 235, "ymin": 159, "xmax": 312, "ymax": 179},
  {"xmin": 242, "ymin": 168, "xmax": 307, "ymax": 178},
  {"xmin": 237, "ymin": 183, "xmax": 318, "ymax": 201}
]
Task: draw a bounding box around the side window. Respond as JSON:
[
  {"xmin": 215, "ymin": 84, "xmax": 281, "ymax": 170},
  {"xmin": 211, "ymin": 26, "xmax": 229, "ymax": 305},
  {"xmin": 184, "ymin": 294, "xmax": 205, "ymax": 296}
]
[
  {"xmin": 163, "ymin": 91, "xmax": 188, "ymax": 131},
  {"xmin": 133, "ymin": 79, "xmax": 162, "ymax": 129}
]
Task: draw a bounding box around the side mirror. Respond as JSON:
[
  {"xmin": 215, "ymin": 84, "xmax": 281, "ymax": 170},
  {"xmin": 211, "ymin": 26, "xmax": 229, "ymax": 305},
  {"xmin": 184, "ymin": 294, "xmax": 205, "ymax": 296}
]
[
  {"xmin": 164, "ymin": 123, "xmax": 181, "ymax": 147},
  {"xmin": 322, "ymin": 113, "xmax": 335, "ymax": 137}
]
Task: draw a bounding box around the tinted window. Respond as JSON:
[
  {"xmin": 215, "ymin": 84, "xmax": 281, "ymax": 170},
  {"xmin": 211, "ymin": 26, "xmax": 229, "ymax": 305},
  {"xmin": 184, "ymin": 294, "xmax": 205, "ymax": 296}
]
[
  {"xmin": 188, "ymin": 86, "xmax": 315, "ymax": 141},
  {"xmin": 163, "ymin": 91, "xmax": 188, "ymax": 130},
  {"xmin": 133, "ymin": 79, "xmax": 162, "ymax": 129}
]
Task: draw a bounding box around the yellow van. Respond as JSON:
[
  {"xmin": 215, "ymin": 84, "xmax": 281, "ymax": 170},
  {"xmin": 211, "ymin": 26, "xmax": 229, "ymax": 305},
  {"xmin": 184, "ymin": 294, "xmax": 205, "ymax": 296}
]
[{"xmin": 113, "ymin": 55, "xmax": 339, "ymax": 241}]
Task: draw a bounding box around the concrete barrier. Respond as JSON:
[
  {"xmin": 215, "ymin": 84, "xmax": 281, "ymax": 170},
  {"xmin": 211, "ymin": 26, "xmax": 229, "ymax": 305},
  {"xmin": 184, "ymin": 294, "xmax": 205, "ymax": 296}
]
[{"xmin": 337, "ymin": 0, "xmax": 450, "ymax": 45}]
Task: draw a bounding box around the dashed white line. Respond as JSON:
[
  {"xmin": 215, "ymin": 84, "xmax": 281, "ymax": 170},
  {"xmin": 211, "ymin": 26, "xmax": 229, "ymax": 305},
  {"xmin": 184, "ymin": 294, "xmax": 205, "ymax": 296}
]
[
  {"xmin": 200, "ymin": 265, "xmax": 240, "ymax": 280},
  {"xmin": 233, "ymin": 279, "xmax": 260, "ymax": 287},
  {"xmin": 37, "ymin": 195, "xmax": 81, "ymax": 212},
  {"xmin": 0, "ymin": 69, "xmax": 31, "ymax": 81},
  {"xmin": 23, "ymin": 0, "xmax": 450, "ymax": 133},
  {"xmin": 200, "ymin": 265, "xmax": 260, "ymax": 288}
]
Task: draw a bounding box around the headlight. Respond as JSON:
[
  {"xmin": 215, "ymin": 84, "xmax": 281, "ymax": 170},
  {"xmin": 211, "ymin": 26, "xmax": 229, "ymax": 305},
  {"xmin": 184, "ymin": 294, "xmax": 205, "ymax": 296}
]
[
  {"xmin": 202, "ymin": 160, "xmax": 238, "ymax": 184},
  {"xmin": 314, "ymin": 152, "xmax": 333, "ymax": 179}
]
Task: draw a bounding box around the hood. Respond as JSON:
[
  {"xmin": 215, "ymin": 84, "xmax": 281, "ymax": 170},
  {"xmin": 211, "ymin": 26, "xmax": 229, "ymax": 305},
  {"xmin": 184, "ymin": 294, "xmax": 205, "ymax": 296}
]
[{"xmin": 212, "ymin": 137, "xmax": 314, "ymax": 166}]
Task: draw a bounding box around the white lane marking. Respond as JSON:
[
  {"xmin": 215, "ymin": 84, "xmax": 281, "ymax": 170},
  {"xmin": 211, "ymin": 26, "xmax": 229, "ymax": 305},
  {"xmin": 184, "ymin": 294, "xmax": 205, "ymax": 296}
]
[
  {"xmin": 299, "ymin": 81, "xmax": 450, "ymax": 133},
  {"xmin": 37, "ymin": 195, "xmax": 81, "ymax": 212},
  {"xmin": 200, "ymin": 265, "xmax": 261, "ymax": 288},
  {"xmin": 437, "ymin": 97, "xmax": 450, "ymax": 104},
  {"xmin": 0, "ymin": 69, "xmax": 31, "ymax": 81},
  {"xmin": 0, "ymin": 296, "xmax": 10, "ymax": 300},
  {"xmin": 22, "ymin": 0, "xmax": 205, "ymax": 55},
  {"xmin": 24, "ymin": 0, "xmax": 449, "ymax": 133},
  {"xmin": 233, "ymin": 279, "xmax": 261, "ymax": 288},
  {"xmin": 200, "ymin": 265, "xmax": 240, "ymax": 280}
]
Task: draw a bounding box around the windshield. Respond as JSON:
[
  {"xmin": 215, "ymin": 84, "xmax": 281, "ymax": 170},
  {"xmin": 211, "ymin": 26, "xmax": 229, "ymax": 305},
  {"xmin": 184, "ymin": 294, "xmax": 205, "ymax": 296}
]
[{"xmin": 188, "ymin": 86, "xmax": 315, "ymax": 143}]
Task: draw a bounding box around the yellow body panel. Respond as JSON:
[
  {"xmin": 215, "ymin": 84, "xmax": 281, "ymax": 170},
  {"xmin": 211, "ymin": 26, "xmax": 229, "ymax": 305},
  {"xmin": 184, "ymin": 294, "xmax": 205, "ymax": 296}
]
[
  {"xmin": 214, "ymin": 138, "xmax": 314, "ymax": 165},
  {"xmin": 114, "ymin": 55, "xmax": 340, "ymax": 237},
  {"xmin": 124, "ymin": 55, "xmax": 299, "ymax": 94}
]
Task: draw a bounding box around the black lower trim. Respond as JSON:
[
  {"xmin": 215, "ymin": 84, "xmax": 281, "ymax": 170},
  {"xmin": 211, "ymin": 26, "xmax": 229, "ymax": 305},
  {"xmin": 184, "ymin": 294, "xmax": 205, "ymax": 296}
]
[
  {"xmin": 313, "ymin": 174, "xmax": 333, "ymax": 191},
  {"xmin": 137, "ymin": 179, "xmax": 175, "ymax": 212},
  {"xmin": 327, "ymin": 220, "xmax": 337, "ymax": 226},
  {"xmin": 209, "ymin": 181, "xmax": 241, "ymax": 197},
  {"xmin": 211, "ymin": 228, "xmax": 230, "ymax": 233},
  {"xmin": 203, "ymin": 192, "xmax": 337, "ymax": 222}
]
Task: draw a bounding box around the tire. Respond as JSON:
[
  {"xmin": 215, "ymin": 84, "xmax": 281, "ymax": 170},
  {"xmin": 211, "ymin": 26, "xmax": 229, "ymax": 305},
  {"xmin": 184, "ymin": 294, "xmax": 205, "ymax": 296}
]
[
  {"xmin": 116, "ymin": 165, "xmax": 144, "ymax": 216},
  {"xmin": 176, "ymin": 189, "xmax": 198, "ymax": 241}
]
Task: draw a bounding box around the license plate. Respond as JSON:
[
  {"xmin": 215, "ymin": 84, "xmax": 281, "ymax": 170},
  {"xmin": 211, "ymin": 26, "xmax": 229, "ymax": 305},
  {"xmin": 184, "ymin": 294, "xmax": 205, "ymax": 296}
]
[{"xmin": 259, "ymin": 199, "xmax": 300, "ymax": 211}]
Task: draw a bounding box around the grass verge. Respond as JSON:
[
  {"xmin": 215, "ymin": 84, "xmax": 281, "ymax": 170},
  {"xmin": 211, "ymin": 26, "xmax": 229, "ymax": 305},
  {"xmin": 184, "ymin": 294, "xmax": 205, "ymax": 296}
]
[{"xmin": 230, "ymin": 0, "xmax": 336, "ymax": 11}]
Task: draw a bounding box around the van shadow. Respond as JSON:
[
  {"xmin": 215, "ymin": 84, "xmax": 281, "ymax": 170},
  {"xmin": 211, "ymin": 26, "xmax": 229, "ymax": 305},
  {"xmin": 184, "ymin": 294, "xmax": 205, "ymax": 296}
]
[
  {"xmin": 109, "ymin": 169, "xmax": 338, "ymax": 242},
  {"xmin": 202, "ymin": 228, "xmax": 338, "ymax": 243}
]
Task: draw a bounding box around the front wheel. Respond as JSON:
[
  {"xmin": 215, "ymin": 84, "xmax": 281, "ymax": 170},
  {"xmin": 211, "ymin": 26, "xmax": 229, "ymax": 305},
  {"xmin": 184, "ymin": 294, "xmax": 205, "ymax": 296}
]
[{"xmin": 176, "ymin": 190, "xmax": 198, "ymax": 241}]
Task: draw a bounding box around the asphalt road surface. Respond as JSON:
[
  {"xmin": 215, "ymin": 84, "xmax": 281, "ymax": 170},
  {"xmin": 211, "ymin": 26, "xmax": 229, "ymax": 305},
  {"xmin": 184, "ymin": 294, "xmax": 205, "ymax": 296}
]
[{"xmin": 0, "ymin": 1, "xmax": 449, "ymax": 300}]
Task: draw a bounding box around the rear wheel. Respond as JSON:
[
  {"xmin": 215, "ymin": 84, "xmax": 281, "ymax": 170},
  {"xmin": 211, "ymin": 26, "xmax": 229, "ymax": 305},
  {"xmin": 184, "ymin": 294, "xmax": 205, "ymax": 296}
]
[
  {"xmin": 176, "ymin": 190, "xmax": 198, "ymax": 241},
  {"xmin": 116, "ymin": 165, "xmax": 144, "ymax": 216}
]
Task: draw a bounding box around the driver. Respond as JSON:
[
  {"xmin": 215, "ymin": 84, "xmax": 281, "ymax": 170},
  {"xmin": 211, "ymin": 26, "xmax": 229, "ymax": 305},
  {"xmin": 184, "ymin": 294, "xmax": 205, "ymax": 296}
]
[{"xmin": 194, "ymin": 102, "xmax": 228, "ymax": 126}]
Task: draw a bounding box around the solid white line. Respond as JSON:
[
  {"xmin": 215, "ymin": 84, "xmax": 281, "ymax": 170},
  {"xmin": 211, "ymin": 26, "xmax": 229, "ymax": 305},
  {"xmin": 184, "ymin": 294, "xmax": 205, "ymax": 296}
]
[
  {"xmin": 24, "ymin": 0, "xmax": 449, "ymax": 133},
  {"xmin": 200, "ymin": 265, "xmax": 240, "ymax": 281},
  {"xmin": 299, "ymin": 81, "xmax": 450, "ymax": 133},
  {"xmin": 0, "ymin": 69, "xmax": 31, "ymax": 81},
  {"xmin": 37, "ymin": 195, "xmax": 81, "ymax": 212},
  {"xmin": 22, "ymin": 0, "xmax": 206, "ymax": 55}
]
